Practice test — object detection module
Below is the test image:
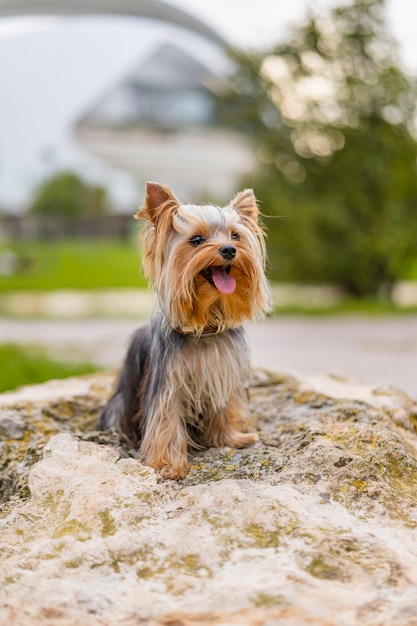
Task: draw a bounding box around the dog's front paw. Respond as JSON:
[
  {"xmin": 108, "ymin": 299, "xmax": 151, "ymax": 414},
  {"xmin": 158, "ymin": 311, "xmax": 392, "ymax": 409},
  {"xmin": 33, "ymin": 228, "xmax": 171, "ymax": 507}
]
[
  {"xmin": 150, "ymin": 460, "xmax": 189, "ymax": 480},
  {"xmin": 225, "ymin": 431, "xmax": 259, "ymax": 449}
]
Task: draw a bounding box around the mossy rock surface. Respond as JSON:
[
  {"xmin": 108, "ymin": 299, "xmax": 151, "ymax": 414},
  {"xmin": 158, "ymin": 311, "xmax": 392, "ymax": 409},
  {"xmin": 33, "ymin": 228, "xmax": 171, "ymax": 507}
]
[{"xmin": 1, "ymin": 369, "xmax": 417, "ymax": 625}]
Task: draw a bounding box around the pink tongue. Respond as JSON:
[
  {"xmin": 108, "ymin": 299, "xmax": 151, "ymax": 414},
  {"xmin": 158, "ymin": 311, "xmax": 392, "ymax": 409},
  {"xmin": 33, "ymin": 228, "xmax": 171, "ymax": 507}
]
[{"xmin": 211, "ymin": 268, "xmax": 236, "ymax": 294}]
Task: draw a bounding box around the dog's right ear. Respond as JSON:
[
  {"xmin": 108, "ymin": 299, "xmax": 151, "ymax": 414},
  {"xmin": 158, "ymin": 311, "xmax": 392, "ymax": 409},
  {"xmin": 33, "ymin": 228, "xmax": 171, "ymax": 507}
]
[{"xmin": 135, "ymin": 182, "xmax": 179, "ymax": 224}]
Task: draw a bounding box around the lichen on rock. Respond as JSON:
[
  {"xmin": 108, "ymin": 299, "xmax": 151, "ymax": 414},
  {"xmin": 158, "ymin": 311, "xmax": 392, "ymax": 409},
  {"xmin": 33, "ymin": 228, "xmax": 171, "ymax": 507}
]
[{"xmin": 1, "ymin": 369, "xmax": 417, "ymax": 625}]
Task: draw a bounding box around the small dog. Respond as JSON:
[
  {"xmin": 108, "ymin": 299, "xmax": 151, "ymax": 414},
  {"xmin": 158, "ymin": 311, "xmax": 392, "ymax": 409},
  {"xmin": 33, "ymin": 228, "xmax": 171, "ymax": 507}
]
[{"xmin": 99, "ymin": 182, "xmax": 271, "ymax": 479}]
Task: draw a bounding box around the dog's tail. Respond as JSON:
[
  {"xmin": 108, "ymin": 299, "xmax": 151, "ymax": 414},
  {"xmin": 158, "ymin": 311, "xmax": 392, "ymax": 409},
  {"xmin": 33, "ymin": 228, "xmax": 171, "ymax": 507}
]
[
  {"xmin": 98, "ymin": 390, "xmax": 125, "ymax": 431},
  {"xmin": 98, "ymin": 325, "xmax": 151, "ymax": 442}
]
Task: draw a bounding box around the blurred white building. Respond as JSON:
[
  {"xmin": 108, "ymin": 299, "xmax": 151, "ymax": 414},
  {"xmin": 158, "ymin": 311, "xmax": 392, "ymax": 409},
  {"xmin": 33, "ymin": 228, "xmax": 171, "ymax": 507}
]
[
  {"xmin": 75, "ymin": 40, "xmax": 254, "ymax": 203},
  {"xmin": 0, "ymin": 0, "xmax": 255, "ymax": 211}
]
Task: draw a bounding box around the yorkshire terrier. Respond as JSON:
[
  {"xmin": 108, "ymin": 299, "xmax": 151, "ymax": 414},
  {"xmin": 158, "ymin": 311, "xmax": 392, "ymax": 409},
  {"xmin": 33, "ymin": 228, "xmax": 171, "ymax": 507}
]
[{"xmin": 99, "ymin": 182, "xmax": 271, "ymax": 479}]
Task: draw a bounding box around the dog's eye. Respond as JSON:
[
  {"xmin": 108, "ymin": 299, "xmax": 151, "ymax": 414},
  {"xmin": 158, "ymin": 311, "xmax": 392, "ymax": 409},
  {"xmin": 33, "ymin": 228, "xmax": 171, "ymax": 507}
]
[
  {"xmin": 231, "ymin": 232, "xmax": 240, "ymax": 241},
  {"xmin": 190, "ymin": 235, "xmax": 206, "ymax": 246}
]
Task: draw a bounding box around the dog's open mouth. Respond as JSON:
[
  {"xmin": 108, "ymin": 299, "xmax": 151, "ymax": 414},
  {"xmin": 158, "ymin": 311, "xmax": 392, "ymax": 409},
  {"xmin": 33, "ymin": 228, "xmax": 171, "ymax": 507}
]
[{"xmin": 200, "ymin": 266, "xmax": 236, "ymax": 294}]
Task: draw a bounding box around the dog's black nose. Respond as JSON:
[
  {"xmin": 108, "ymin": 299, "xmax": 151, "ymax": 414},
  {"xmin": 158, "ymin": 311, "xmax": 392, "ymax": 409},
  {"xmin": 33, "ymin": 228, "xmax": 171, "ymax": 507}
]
[{"xmin": 219, "ymin": 245, "xmax": 237, "ymax": 260}]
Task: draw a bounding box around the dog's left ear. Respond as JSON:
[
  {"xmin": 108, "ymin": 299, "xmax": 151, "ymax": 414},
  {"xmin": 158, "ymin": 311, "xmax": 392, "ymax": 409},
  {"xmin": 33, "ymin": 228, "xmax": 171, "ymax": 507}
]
[{"xmin": 230, "ymin": 189, "xmax": 259, "ymax": 224}]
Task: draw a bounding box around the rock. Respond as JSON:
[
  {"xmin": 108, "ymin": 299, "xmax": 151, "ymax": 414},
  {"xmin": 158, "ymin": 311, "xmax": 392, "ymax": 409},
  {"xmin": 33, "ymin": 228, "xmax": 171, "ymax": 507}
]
[
  {"xmin": 0, "ymin": 373, "xmax": 117, "ymax": 508},
  {"xmin": 1, "ymin": 370, "xmax": 417, "ymax": 625},
  {"xmin": 0, "ymin": 410, "xmax": 25, "ymax": 439}
]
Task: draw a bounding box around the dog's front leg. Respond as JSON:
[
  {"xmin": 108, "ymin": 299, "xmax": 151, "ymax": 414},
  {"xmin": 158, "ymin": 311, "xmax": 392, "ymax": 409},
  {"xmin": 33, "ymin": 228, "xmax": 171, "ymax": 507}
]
[{"xmin": 140, "ymin": 394, "xmax": 189, "ymax": 480}]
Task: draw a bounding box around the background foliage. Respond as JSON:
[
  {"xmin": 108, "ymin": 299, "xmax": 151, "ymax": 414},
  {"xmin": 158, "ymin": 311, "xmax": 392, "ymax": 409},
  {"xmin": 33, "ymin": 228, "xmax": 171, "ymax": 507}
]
[
  {"xmin": 31, "ymin": 171, "xmax": 108, "ymax": 219},
  {"xmin": 230, "ymin": 0, "xmax": 417, "ymax": 296}
]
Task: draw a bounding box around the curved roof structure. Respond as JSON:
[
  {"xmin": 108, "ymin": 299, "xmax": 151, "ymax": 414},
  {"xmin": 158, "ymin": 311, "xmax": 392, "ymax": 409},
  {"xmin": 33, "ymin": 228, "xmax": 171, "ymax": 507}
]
[{"xmin": 0, "ymin": 0, "xmax": 226, "ymax": 45}]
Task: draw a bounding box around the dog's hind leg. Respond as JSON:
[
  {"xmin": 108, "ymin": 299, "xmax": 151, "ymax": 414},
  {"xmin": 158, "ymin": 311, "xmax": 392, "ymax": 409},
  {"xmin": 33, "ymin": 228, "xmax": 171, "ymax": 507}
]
[{"xmin": 204, "ymin": 391, "xmax": 258, "ymax": 450}]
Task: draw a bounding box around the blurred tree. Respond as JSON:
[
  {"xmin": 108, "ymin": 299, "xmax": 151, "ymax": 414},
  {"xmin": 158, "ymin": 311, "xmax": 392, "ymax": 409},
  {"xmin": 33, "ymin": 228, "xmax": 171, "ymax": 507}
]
[
  {"xmin": 230, "ymin": 0, "xmax": 417, "ymax": 297},
  {"xmin": 31, "ymin": 171, "xmax": 107, "ymax": 219}
]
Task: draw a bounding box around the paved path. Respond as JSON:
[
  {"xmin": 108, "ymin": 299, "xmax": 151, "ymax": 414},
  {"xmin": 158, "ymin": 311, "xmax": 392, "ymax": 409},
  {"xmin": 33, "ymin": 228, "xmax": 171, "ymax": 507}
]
[{"xmin": 1, "ymin": 315, "xmax": 416, "ymax": 400}]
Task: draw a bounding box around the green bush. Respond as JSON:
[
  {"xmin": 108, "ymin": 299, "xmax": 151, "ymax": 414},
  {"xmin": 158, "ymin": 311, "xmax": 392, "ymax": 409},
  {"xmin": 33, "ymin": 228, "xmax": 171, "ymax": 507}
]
[
  {"xmin": 31, "ymin": 171, "xmax": 107, "ymax": 218},
  {"xmin": 262, "ymin": 120, "xmax": 417, "ymax": 296}
]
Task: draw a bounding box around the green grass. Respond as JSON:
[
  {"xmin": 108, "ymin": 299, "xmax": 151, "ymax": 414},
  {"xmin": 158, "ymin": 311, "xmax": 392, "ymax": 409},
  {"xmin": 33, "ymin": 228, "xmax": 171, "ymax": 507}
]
[
  {"xmin": 0, "ymin": 239, "xmax": 147, "ymax": 292},
  {"xmin": 0, "ymin": 343, "xmax": 101, "ymax": 393}
]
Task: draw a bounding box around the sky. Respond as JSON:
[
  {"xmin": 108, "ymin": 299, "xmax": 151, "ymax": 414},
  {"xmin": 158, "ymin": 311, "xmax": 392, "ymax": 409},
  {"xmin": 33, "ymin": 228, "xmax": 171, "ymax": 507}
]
[
  {"xmin": 0, "ymin": 0, "xmax": 416, "ymax": 211},
  {"xmin": 172, "ymin": 0, "xmax": 417, "ymax": 69}
]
